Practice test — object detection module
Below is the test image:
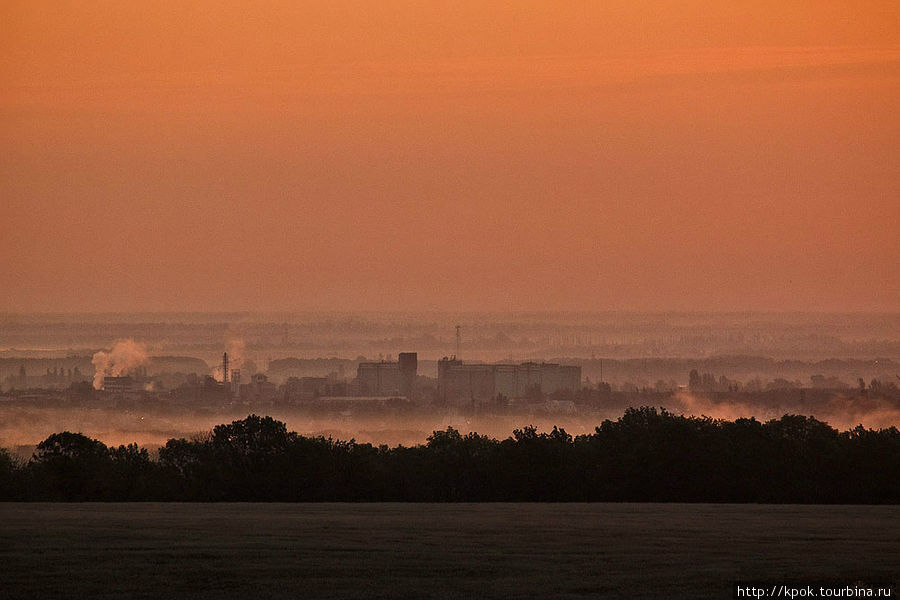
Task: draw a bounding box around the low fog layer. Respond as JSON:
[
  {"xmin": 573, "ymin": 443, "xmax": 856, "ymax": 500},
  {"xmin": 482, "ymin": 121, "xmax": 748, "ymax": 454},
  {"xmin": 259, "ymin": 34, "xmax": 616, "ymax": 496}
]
[
  {"xmin": 0, "ymin": 407, "xmax": 622, "ymax": 456},
  {"xmin": 3, "ymin": 390, "xmax": 898, "ymax": 460}
]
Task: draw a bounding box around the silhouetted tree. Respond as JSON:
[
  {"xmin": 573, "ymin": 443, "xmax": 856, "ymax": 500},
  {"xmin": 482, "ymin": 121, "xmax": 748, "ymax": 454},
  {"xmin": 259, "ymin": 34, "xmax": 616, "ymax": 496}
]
[
  {"xmin": 0, "ymin": 448, "xmax": 21, "ymax": 500},
  {"xmin": 30, "ymin": 432, "xmax": 110, "ymax": 500},
  {"xmin": 3, "ymin": 410, "xmax": 900, "ymax": 503}
]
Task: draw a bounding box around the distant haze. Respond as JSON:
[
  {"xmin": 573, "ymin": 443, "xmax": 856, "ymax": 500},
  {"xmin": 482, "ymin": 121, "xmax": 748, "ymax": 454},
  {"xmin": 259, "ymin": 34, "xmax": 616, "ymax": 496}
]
[{"xmin": 2, "ymin": 2, "xmax": 898, "ymax": 312}]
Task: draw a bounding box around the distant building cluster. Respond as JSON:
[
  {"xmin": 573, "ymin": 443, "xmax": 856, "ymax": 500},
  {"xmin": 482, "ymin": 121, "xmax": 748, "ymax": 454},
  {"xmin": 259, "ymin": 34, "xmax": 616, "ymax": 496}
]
[
  {"xmin": 102, "ymin": 367, "xmax": 150, "ymax": 394},
  {"xmin": 437, "ymin": 358, "xmax": 581, "ymax": 405},
  {"xmin": 283, "ymin": 375, "xmax": 347, "ymax": 402},
  {"xmin": 3, "ymin": 363, "xmax": 88, "ymax": 390},
  {"xmin": 6, "ymin": 345, "xmax": 582, "ymax": 410},
  {"xmin": 356, "ymin": 352, "xmax": 418, "ymax": 397},
  {"xmin": 352, "ymin": 353, "xmax": 581, "ymax": 405}
]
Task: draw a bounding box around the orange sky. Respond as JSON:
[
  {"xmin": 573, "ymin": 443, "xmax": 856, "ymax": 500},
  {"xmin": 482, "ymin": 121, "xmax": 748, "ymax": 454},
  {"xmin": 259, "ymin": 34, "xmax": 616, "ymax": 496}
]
[{"xmin": 2, "ymin": 1, "xmax": 898, "ymax": 312}]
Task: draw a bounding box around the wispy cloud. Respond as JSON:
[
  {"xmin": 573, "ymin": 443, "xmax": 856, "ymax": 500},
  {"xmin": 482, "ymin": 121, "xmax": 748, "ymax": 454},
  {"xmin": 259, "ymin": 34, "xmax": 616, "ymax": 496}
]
[{"xmin": 4, "ymin": 46, "xmax": 899, "ymax": 106}]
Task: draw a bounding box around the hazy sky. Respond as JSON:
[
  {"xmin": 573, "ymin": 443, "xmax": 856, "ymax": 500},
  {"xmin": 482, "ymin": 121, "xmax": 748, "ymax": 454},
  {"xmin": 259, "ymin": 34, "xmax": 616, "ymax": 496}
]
[{"xmin": 2, "ymin": 1, "xmax": 898, "ymax": 312}]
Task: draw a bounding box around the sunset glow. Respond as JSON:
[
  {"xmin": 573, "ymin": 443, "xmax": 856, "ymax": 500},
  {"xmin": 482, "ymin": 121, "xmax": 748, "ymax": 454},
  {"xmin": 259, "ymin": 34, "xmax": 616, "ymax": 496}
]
[{"xmin": 2, "ymin": 1, "xmax": 898, "ymax": 312}]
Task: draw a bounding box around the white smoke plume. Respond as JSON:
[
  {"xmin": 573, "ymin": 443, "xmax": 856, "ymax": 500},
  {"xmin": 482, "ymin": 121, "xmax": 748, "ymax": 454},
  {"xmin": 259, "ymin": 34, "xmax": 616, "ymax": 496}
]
[{"xmin": 91, "ymin": 339, "xmax": 150, "ymax": 389}]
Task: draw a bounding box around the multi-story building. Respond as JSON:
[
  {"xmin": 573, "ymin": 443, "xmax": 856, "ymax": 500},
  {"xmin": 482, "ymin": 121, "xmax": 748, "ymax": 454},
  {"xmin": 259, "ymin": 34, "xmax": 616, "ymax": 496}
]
[
  {"xmin": 283, "ymin": 375, "xmax": 348, "ymax": 402},
  {"xmin": 239, "ymin": 372, "xmax": 277, "ymax": 402},
  {"xmin": 438, "ymin": 358, "xmax": 581, "ymax": 405},
  {"xmin": 356, "ymin": 352, "xmax": 417, "ymax": 397}
]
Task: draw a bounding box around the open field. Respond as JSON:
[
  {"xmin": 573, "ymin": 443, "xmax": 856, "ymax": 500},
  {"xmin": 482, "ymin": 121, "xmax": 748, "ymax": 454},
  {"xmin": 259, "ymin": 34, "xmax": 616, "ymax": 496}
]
[{"xmin": 0, "ymin": 504, "xmax": 897, "ymax": 599}]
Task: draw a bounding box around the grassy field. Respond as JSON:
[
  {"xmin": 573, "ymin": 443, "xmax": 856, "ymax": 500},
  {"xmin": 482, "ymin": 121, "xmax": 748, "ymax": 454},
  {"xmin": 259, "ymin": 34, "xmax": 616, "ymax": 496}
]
[{"xmin": 0, "ymin": 503, "xmax": 896, "ymax": 599}]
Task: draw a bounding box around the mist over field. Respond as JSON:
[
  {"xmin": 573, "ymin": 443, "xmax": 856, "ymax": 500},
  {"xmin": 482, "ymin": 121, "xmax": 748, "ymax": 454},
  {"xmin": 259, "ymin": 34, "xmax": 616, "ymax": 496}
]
[{"xmin": 3, "ymin": 390, "xmax": 898, "ymax": 460}]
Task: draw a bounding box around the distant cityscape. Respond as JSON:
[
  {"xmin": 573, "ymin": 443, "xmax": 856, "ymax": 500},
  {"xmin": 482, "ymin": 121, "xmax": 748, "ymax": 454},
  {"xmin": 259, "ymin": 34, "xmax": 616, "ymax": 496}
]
[
  {"xmin": 1, "ymin": 315, "xmax": 898, "ymax": 442},
  {"xmin": 95, "ymin": 351, "xmax": 582, "ymax": 409}
]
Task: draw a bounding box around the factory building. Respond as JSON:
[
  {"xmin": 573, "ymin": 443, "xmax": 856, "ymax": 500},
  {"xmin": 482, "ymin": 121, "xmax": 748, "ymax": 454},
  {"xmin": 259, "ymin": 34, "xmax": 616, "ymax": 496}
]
[
  {"xmin": 239, "ymin": 372, "xmax": 277, "ymax": 402},
  {"xmin": 438, "ymin": 359, "xmax": 581, "ymax": 405},
  {"xmin": 356, "ymin": 352, "xmax": 417, "ymax": 397},
  {"xmin": 102, "ymin": 376, "xmax": 136, "ymax": 394},
  {"xmin": 283, "ymin": 375, "xmax": 348, "ymax": 402}
]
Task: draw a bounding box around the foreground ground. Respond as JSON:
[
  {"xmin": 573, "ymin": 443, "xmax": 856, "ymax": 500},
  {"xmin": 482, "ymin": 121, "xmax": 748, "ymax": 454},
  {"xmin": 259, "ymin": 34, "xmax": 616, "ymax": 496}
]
[{"xmin": 0, "ymin": 503, "xmax": 897, "ymax": 599}]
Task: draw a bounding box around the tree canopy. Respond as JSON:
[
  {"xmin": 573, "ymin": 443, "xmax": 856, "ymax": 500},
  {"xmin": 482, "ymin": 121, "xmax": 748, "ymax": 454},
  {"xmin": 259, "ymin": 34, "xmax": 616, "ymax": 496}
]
[{"xmin": 2, "ymin": 410, "xmax": 898, "ymax": 502}]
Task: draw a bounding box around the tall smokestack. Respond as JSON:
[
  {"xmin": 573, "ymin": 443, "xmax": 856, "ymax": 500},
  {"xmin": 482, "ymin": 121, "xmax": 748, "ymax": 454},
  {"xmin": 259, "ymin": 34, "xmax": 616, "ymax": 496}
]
[{"xmin": 223, "ymin": 352, "xmax": 229, "ymax": 383}]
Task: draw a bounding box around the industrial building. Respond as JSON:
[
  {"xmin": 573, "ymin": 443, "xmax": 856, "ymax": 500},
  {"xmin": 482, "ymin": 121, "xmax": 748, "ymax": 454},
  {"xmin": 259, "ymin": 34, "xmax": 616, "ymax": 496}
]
[
  {"xmin": 438, "ymin": 358, "xmax": 581, "ymax": 405},
  {"xmin": 239, "ymin": 372, "xmax": 277, "ymax": 402},
  {"xmin": 283, "ymin": 375, "xmax": 348, "ymax": 402},
  {"xmin": 102, "ymin": 376, "xmax": 137, "ymax": 394},
  {"xmin": 356, "ymin": 352, "xmax": 417, "ymax": 397}
]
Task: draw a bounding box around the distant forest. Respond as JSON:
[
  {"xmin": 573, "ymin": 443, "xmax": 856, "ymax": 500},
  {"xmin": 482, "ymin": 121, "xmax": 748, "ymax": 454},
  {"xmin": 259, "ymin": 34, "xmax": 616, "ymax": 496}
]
[{"xmin": 1, "ymin": 409, "xmax": 898, "ymax": 503}]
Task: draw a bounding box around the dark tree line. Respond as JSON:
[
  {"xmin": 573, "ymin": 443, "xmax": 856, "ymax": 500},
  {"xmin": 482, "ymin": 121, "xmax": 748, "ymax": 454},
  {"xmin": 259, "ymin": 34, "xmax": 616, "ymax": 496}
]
[{"xmin": 1, "ymin": 409, "xmax": 899, "ymax": 502}]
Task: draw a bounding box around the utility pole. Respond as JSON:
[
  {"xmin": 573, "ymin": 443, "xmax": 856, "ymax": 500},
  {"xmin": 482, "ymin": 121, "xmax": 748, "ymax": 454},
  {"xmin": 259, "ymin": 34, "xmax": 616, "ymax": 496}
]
[{"xmin": 455, "ymin": 325, "xmax": 461, "ymax": 360}]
